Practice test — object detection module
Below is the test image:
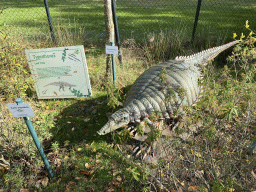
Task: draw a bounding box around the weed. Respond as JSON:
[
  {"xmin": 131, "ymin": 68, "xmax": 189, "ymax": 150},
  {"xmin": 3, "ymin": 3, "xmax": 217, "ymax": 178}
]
[
  {"xmin": 0, "ymin": 29, "xmax": 35, "ymax": 100},
  {"xmin": 104, "ymin": 81, "xmax": 122, "ymax": 110},
  {"xmin": 51, "ymin": 141, "xmax": 60, "ymax": 153}
]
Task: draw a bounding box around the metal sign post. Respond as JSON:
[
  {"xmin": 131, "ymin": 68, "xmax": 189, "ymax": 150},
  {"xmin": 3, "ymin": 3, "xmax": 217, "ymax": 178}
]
[
  {"xmin": 110, "ymin": 41, "xmax": 116, "ymax": 88},
  {"xmin": 106, "ymin": 42, "xmax": 118, "ymax": 88},
  {"xmin": 15, "ymin": 98, "xmax": 54, "ymax": 179}
]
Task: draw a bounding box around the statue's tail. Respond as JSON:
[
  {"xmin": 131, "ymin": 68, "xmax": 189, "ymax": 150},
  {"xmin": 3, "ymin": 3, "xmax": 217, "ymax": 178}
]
[{"xmin": 175, "ymin": 40, "xmax": 239, "ymax": 66}]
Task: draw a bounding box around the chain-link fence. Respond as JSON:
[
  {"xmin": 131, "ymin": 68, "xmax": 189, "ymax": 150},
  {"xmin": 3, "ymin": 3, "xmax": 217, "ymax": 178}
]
[{"xmin": 0, "ymin": 0, "xmax": 255, "ymax": 43}]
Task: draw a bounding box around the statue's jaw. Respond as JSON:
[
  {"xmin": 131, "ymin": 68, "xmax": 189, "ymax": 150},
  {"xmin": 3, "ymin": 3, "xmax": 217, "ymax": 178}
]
[{"xmin": 97, "ymin": 118, "xmax": 128, "ymax": 135}]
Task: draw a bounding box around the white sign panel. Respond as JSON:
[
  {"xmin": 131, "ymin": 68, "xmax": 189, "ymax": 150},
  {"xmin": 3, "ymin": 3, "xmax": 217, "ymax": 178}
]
[
  {"xmin": 105, "ymin": 45, "xmax": 118, "ymax": 55},
  {"xmin": 25, "ymin": 46, "xmax": 92, "ymax": 99},
  {"xmin": 7, "ymin": 103, "xmax": 35, "ymax": 117}
]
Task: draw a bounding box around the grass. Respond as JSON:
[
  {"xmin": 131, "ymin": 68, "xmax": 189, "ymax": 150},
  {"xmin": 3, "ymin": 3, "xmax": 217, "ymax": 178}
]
[{"xmin": 0, "ymin": 0, "xmax": 255, "ymax": 42}]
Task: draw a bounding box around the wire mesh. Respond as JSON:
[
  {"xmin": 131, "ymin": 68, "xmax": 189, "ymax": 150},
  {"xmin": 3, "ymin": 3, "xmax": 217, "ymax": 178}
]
[{"xmin": 0, "ymin": 0, "xmax": 255, "ymax": 42}]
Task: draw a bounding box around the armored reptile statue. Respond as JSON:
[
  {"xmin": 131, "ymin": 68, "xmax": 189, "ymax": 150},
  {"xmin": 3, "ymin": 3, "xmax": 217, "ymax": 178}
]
[{"xmin": 98, "ymin": 40, "xmax": 239, "ymax": 160}]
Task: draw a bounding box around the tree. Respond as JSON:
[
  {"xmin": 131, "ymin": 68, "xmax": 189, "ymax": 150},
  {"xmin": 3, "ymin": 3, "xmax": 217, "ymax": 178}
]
[{"xmin": 104, "ymin": 0, "xmax": 115, "ymax": 81}]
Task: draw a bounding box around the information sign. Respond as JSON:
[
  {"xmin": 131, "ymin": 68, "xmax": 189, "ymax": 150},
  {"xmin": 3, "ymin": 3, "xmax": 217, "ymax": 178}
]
[
  {"xmin": 7, "ymin": 103, "xmax": 35, "ymax": 117},
  {"xmin": 25, "ymin": 46, "xmax": 92, "ymax": 99},
  {"xmin": 106, "ymin": 45, "xmax": 118, "ymax": 55}
]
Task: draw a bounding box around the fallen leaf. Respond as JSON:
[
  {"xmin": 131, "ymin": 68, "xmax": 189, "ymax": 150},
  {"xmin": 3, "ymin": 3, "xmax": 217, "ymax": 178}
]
[
  {"xmin": 65, "ymin": 181, "xmax": 76, "ymax": 191},
  {"xmin": 41, "ymin": 177, "xmax": 49, "ymax": 187},
  {"xmin": 198, "ymin": 170, "xmax": 204, "ymax": 175},
  {"xmin": 188, "ymin": 185, "xmax": 199, "ymax": 191},
  {"xmin": 116, "ymin": 175, "xmax": 122, "ymax": 182},
  {"xmin": 54, "ymin": 158, "xmax": 62, "ymax": 166},
  {"xmin": 107, "ymin": 187, "xmax": 115, "ymax": 192},
  {"xmin": 85, "ymin": 187, "xmax": 94, "ymax": 192},
  {"xmin": 44, "ymin": 110, "xmax": 57, "ymax": 114},
  {"xmin": 96, "ymin": 159, "xmax": 101, "ymax": 164},
  {"xmin": 113, "ymin": 171, "xmax": 122, "ymax": 176},
  {"xmin": 20, "ymin": 189, "xmax": 29, "ymax": 192},
  {"xmin": 80, "ymin": 170, "xmax": 90, "ymax": 176},
  {"xmin": 85, "ymin": 163, "xmax": 92, "ymax": 169},
  {"xmin": 251, "ymin": 170, "xmax": 256, "ymax": 179},
  {"xmin": 96, "ymin": 153, "xmax": 102, "ymax": 158}
]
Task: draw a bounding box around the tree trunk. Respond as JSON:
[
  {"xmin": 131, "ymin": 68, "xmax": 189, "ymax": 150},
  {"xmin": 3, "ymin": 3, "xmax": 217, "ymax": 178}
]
[{"xmin": 104, "ymin": 0, "xmax": 115, "ymax": 81}]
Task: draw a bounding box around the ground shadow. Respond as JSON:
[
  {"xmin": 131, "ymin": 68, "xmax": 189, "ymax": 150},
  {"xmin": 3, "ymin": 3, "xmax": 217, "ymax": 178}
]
[
  {"xmin": 49, "ymin": 95, "xmax": 109, "ymax": 146},
  {"xmin": 49, "ymin": 88, "xmax": 130, "ymax": 146}
]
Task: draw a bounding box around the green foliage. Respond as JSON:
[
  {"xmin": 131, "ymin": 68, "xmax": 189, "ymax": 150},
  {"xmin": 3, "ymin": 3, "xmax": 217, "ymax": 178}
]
[
  {"xmin": 147, "ymin": 127, "xmax": 162, "ymax": 143},
  {"xmin": 104, "ymin": 82, "xmax": 122, "ymax": 110},
  {"xmin": 159, "ymin": 68, "xmax": 168, "ymax": 83},
  {"xmin": 149, "ymin": 111, "xmax": 162, "ymax": 121},
  {"xmin": 64, "ymin": 141, "xmax": 147, "ymax": 191},
  {"xmin": 136, "ymin": 124, "xmax": 145, "ymax": 136},
  {"xmin": 212, "ymin": 178, "xmax": 236, "ymax": 192},
  {"xmin": 0, "ymin": 28, "xmax": 35, "ymax": 100},
  {"xmin": 51, "ymin": 141, "xmax": 60, "ymax": 153},
  {"xmin": 158, "ymin": 68, "xmax": 186, "ymax": 117},
  {"xmin": 112, "ymin": 128, "xmax": 131, "ymax": 144},
  {"xmin": 229, "ymin": 22, "xmax": 256, "ymax": 83}
]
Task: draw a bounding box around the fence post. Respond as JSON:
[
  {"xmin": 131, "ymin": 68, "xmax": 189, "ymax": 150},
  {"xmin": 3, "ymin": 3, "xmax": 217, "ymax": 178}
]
[
  {"xmin": 112, "ymin": 0, "xmax": 122, "ymax": 65},
  {"xmin": 191, "ymin": 0, "xmax": 202, "ymax": 43},
  {"xmin": 44, "ymin": 0, "xmax": 56, "ymax": 45}
]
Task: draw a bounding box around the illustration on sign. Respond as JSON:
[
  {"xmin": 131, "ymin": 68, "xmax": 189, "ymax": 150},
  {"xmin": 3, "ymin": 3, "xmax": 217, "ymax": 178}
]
[{"xmin": 25, "ymin": 46, "xmax": 92, "ymax": 99}]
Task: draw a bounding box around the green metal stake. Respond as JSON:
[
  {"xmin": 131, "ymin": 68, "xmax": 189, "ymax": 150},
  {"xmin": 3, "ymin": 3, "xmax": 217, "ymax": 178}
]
[
  {"xmin": 111, "ymin": 41, "xmax": 116, "ymax": 88},
  {"xmin": 248, "ymin": 139, "xmax": 256, "ymax": 155},
  {"xmin": 15, "ymin": 98, "xmax": 54, "ymax": 179}
]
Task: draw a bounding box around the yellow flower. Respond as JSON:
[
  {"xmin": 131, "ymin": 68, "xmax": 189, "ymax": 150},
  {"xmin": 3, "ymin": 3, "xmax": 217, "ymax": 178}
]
[
  {"xmin": 233, "ymin": 33, "xmax": 237, "ymax": 39},
  {"xmin": 240, "ymin": 33, "xmax": 245, "ymax": 40},
  {"xmin": 249, "ymin": 31, "xmax": 253, "ymax": 36},
  {"xmin": 245, "ymin": 20, "xmax": 249, "ymax": 28},
  {"xmin": 196, "ymin": 152, "xmax": 202, "ymax": 158},
  {"xmin": 77, "ymin": 148, "xmax": 82, "ymax": 151}
]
